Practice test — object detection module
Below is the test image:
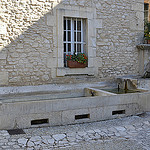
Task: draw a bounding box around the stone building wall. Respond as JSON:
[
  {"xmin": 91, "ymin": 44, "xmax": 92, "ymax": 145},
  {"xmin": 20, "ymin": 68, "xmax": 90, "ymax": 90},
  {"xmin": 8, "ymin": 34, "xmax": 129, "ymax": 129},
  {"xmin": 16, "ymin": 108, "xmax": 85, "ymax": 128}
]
[{"xmin": 0, "ymin": 0, "xmax": 144, "ymax": 86}]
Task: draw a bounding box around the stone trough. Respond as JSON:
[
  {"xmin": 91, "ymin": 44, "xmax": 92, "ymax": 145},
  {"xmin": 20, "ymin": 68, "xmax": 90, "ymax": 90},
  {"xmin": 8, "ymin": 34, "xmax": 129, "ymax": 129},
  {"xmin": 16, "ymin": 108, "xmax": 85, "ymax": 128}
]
[{"xmin": 0, "ymin": 79, "xmax": 150, "ymax": 130}]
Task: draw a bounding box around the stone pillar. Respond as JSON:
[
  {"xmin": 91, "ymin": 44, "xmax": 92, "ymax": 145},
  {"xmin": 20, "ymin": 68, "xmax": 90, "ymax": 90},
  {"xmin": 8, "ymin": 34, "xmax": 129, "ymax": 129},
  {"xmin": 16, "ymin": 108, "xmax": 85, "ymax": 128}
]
[{"xmin": 137, "ymin": 44, "xmax": 150, "ymax": 75}]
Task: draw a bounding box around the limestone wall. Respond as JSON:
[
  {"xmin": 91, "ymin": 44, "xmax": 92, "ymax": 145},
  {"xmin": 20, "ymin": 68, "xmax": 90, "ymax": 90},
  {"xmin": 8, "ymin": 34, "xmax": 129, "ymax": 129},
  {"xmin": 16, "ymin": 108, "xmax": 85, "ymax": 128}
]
[{"xmin": 0, "ymin": 0, "xmax": 144, "ymax": 86}]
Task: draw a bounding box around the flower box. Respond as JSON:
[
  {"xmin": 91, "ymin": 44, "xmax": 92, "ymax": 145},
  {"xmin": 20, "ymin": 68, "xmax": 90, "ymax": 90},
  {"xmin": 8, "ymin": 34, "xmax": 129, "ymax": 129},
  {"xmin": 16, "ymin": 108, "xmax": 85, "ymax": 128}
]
[
  {"xmin": 66, "ymin": 53, "xmax": 88, "ymax": 68},
  {"xmin": 67, "ymin": 60, "xmax": 87, "ymax": 68},
  {"xmin": 148, "ymin": 39, "xmax": 150, "ymax": 44}
]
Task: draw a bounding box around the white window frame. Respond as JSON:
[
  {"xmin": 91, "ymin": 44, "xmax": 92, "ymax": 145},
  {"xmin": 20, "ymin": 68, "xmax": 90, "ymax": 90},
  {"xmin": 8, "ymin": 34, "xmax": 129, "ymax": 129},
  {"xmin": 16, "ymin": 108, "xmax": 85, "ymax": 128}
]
[
  {"xmin": 56, "ymin": 6, "xmax": 98, "ymax": 77},
  {"xmin": 64, "ymin": 17, "xmax": 85, "ymax": 55}
]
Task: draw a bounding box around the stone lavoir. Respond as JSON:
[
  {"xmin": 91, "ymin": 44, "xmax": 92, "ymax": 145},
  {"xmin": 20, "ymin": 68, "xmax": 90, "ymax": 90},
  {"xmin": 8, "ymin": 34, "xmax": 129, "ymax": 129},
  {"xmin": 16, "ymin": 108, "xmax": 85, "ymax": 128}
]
[{"xmin": 0, "ymin": 0, "xmax": 144, "ymax": 86}]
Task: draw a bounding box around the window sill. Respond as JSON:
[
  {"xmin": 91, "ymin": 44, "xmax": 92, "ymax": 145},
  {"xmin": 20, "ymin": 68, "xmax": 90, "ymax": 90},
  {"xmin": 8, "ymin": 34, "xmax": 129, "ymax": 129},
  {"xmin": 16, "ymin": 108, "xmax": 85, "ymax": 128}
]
[{"xmin": 56, "ymin": 67, "xmax": 95, "ymax": 76}]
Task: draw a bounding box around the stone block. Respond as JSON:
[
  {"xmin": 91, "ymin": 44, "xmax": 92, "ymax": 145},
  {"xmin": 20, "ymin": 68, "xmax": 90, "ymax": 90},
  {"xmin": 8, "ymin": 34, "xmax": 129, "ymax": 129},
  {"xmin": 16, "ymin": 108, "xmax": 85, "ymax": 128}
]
[
  {"xmin": 62, "ymin": 108, "xmax": 90, "ymax": 125},
  {"xmin": 57, "ymin": 57, "xmax": 64, "ymax": 67},
  {"xmin": 56, "ymin": 67, "xmax": 95, "ymax": 77},
  {"xmin": 103, "ymin": 105, "xmax": 127, "ymax": 120},
  {"xmin": 88, "ymin": 38, "xmax": 96, "ymax": 48},
  {"xmin": 51, "ymin": 68, "xmax": 56, "ymax": 78},
  {"xmin": 0, "ymin": 52, "xmax": 7, "ymax": 60},
  {"xmin": 88, "ymin": 58, "xmax": 94, "ymax": 67},
  {"xmin": 89, "ymin": 107, "xmax": 104, "ymax": 121},
  {"xmin": 56, "ymin": 68, "xmax": 66, "ymax": 76},
  {"xmin": 88, "ymin": 47, "xmax": 96, "ymax": 58},
  {"xmin": 141, "ymin": 93, "xmax": 150, "ymax": 111},
  {"xmin": 88, "ymin": 19, "xmax": 96, "ymax": 37},
  {"xmin": 46, "ymin": 57, "xmax": 57, "ymax": 68},
  {"xmin": 131, "ymin": 3, "xmax": 144, "ymax": 11},
  {"xmin": 46, "ymin": 15, "xmax": 56, "ymax": 26},
  {"xmin": 0, "ymin": 21, "xmax": 7, "ymax": 35},
  {"xmin": 94, "ymin": 57, "xmax": 102, "ymax": 68},
  {"xmin": 96, "ymin": 19, "xmax": 103, "ymax": 28},
  {"xmin": 130, "ymin": 19, "xmax": 137, "ymax": 30},
  {"xmin": 0, "ymin": 72, "xmax": 8, "ymax": 85},
  {"xmin": 16, "ymin": 112, "xmax": 62, "ymax": 128},
  {"xmin": 0, "ymin": 115, "xmax": 16, "ymax": 130},
  {"xmin": 97, "ymin": 42, "xmax": 110, "ymax": 46}
]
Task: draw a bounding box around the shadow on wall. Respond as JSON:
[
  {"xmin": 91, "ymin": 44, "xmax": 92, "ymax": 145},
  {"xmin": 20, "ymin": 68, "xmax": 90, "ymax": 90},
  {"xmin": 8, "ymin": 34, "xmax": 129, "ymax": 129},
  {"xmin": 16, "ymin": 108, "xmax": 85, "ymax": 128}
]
[
  {"xmin": 0, "ymin": 0, "xmax": 98, "ymax": 86},
  {"xmin": 0, "ymin": 1, "xmax": 59, "ymax": 86}
]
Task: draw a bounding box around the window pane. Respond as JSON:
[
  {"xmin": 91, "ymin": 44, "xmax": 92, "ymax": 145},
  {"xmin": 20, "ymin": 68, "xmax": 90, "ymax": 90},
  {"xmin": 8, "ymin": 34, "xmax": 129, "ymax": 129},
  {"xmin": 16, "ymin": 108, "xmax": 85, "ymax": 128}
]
[
  {"xmin": 68, "ymin": 31, "xmax": 71, "ymax": 41},
  {"xmin": 67, "ymin": 20, "xmax": 71, "ymax": 30},
  {"xmin": 77, "ymin": 32, "xmax": 81, "ymax": 42},
  {"xmin": 64, "ymin": 31, "xmax": 66, "ymax": 41},
  {"xmin": 77, "ymin": 44, "xmax": 81, "ymax": 52},
  {"xmin": 74, "ymin": 20, "xmax": 76, "ymax": 30},
  {"xmin": 64, "ymin": 43, "xmax": 66, "ymax": 52},
  {"xmin": 68, "ymin": 43, "xmax": 71, "ymax": 52},
  {"xmin": 64, "ymin": 19, "xmax": 66, "ymax": 30},
  {"xmin": 144, "ymin": 3, "xmax": 149, "ymax": 22},
  {"xmin": 74, "ymin": 44, "xmax": 76, "ymax": 52},
  {"xmin": 77, "ymin": 21, "xmax": 81, "ymax": 30},
  {"xmin": 74, "ymin": 32, "xmax": 76, "ymax": 41}
]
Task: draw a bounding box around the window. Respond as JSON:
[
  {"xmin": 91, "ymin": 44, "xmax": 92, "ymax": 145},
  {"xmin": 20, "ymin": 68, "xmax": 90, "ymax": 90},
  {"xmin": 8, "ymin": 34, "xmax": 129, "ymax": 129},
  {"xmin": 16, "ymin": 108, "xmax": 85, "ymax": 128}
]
[
  {"xmin": 56, "ymin": 7, "xmax": 97, "ymax": 77},
  {"xmin": 144, "ymin": 3, "xmax": 149, "ymax": 23},
  {"xmin": 63, "ymin": 17, "xmax": 86, "ymax": 66}
]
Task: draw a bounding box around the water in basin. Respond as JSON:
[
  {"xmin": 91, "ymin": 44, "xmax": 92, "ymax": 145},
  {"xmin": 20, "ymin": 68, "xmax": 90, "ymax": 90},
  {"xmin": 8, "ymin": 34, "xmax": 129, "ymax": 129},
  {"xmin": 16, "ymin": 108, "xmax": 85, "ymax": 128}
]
[{"xmin": 100, "ymin": 88, "xmax": 146, "ymax": 94}]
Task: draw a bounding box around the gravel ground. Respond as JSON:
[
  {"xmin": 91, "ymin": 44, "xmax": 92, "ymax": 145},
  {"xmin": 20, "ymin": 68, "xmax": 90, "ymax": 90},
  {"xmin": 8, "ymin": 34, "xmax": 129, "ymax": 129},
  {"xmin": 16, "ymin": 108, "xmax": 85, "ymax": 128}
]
[{"xmin": 1, "ymin": 112, "xmax": 150, "ymax": 150}]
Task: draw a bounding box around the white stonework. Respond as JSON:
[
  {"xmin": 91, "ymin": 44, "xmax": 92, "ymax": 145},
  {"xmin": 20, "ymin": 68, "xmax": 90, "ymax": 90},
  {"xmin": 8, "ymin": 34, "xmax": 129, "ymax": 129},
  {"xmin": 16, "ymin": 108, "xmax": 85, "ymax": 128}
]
[{"xmin": 0, "ymin": 0, "xmax": 144, "ymax": 86}]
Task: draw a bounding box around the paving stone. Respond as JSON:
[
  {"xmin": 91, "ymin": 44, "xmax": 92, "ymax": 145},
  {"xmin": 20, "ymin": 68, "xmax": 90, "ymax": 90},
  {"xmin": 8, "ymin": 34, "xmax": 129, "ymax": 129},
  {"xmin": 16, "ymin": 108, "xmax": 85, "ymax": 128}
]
[
  {"xmin": 18, "ymin": 138, "xmax": 28, "ymax": 145},
  {"xmin": 114, "ymin": 126, "xmax": 126, "ymax": 132},
  {"xmin": 30, "ymin": 136, "xmax": 41, "ymax": 142},
  {"xmin": 47, "ymin": 138, "xmax": 55, "ymax": 144},
  {"xmin": 27, "ymin": 141, "xmax": 34, "ymax": 147},
  {"xmin": 8, "ymin": 142, "xmax": 16, "ymax": 145},
  {"xmin": 77, "ymin": 131, "xmax": 87, "ymax": 136},
  {"xmin": 67, "ymin": 136, "xmax": 76, "ymax": 142},
  {"xmin": 1, "ymin": 113, "xmax": 150, "ymax": 149},
  {"xmin": 124, "ymin": 125, "xmax": 135, "ymax": 130},
  {"xmin": 41, "ymin": 135, "xmax": 51, "ymax": 139},
  {"xmin": 143, "ymin": 121, "xmax": 150, "ymax": 125},
  {"xmin": 87, "ymin": 130, "xmax": 95, "ymax": 134},
  {"xmin": 13, "ymin": 145, "xmax": 21, "ymax": 149},
  {"xmin": 93, "ymin": 129, "xmax": 101, "ymax": 133},
  {"xmin": 52, "ymin": 134, "xmax": 66, "ymax": 141}
]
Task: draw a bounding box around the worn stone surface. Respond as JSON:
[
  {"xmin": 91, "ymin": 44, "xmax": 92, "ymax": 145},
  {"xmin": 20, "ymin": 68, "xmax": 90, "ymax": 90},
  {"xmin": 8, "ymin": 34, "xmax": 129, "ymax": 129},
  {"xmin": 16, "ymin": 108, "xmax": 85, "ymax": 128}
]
[{"xmin": 0, "ymin": 113, "xmax": 150, "ymax": 149}]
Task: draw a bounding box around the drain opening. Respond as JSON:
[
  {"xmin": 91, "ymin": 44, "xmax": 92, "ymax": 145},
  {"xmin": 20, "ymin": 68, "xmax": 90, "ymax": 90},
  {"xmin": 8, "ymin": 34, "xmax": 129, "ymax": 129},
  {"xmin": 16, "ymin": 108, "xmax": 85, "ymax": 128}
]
[
  {"xmin": 75, "ymin": 114, "xmax": 90, "ymax": 120},
  {"xmin": 31, "ymin": 119, "xmax": 49, "ymax": 125},
  {"xmin": 112, "ymin": 110, "xmax": 125, "ymax": 115},
  {"xmin": 7, "ymin": 129, "xmax": 26, "ymax": 135}
]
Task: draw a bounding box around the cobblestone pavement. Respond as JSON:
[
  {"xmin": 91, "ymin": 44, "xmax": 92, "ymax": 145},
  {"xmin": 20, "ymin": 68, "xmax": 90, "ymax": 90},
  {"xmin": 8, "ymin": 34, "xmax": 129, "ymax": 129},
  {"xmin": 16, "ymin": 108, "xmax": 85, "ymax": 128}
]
[{"xmin": 1, "ymin": 113, "xmax": 150, "ymax": 150}]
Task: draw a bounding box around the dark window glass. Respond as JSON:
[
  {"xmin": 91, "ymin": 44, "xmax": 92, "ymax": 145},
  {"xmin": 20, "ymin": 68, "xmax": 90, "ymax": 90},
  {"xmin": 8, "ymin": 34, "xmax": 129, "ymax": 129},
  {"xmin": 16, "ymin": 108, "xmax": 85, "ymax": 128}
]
[
  {"xmin": 144, "ymin": 3, "xmax": 149, "ymax": 22},
  {"xmin": 74, "ymin": 44, "xmax": 76, "ymax": 52},
  {"xmin": 64, "ymin": 31, "xmax": 66, "ymax": 41},
  {"xmin": 77, "ymin": 21, "xmax": 81, "ymax": 30},
  {"xmin": 77, "ymin": 32, "xmax": 81, "ymax": 42},
  {"xmin": 68, "ymin": 31, "xmax": 71, "ymax": 41},
  {"xmin": 77, "ymin": 44, "xmax": 81, "ymax": 52},
  {"xmin": 64, "ymin": 19, "xmax": 66, "ymax": 30},
  {"xmin": 64, "ymin": 43, "xmax": 66, "ymax": 52},
  {"xmin": 68, "ymin": 43, "xmax": 71, "ymax": 52},
  {"xmin": 67, "ymin": 20, "xmax": 71, "ymax": 30},
  {"xmin": 74, "ymin": 32, "xmax": 76, "ymax": 41},
  {"xmin": 74, "ymin": 20, "xmax": 76, "ymax": 30}
]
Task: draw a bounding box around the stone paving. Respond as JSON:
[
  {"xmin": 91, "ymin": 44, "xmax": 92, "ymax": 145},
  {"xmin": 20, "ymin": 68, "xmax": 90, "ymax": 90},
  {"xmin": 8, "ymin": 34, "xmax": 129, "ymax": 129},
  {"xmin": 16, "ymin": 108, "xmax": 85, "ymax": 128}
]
[{"xmin": 1, "ymin": 113, "xmax": 150, "ymax": 150}]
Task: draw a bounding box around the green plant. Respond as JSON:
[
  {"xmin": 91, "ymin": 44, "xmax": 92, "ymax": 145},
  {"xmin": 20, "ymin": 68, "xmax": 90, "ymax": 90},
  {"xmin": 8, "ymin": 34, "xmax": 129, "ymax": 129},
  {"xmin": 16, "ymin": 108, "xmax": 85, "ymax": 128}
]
[
  {"xmin": 144, "ymin": 22, "xmax": 150, "ymax": 40},
  {"xmin": 66, "ymin": 52, "xmax": 88, "ymax": 64}
]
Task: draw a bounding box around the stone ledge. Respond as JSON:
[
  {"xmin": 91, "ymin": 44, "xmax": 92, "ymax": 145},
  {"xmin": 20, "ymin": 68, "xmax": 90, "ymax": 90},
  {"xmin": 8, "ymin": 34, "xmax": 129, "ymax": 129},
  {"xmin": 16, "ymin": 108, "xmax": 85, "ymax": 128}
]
[
  {"xmin": 56, "ymin": 67, "xmax": 95, "ymax": 76},
  {"xmin": 136, "ymin": 44, "xmax": 150, "ymax": 50}
]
